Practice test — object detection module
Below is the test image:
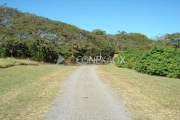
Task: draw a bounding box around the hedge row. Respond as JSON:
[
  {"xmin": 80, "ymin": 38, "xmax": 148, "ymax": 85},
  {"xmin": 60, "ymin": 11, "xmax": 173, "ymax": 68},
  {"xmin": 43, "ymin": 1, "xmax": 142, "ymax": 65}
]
[{"xmin": 115, "ymin": 46, "xmax": 180, "ymax": 78}]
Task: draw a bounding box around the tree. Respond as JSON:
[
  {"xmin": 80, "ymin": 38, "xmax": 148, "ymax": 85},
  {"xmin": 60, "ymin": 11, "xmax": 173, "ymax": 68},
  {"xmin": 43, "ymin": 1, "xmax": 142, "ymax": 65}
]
[{"xmin": 167, "ymin": 33, "xmax": 180, "ymax": 48}]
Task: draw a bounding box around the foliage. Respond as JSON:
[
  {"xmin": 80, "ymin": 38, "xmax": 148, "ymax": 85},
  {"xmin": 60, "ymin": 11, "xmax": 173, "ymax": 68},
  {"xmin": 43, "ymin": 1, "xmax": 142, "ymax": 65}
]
[
  {"xmin": 0, "ymin": 46, "xmax": 6, "ymax": 58},
  {"xmin": 114, "ymin": 46, "xmax": 180, "ymax": 78},
  {"xmin": 167, "ymin": 33, "xmax": 180, "ymax": 48},
  {"xmin": 135, "ymin": 46, "xmax": 180, "ymax": 78},
  {"xmin": 156, "ymin": 33, "xmax": 180, "ymax": 47},
  {"xmin": 0, "ymin": 4, "xmax": 116, "ymax": 62},
  {"xmin": 1, "ymin": 4, "xmax": 177, "ymax": 64},
  {"xmin": 114, "ymin": 32, "xmax": 156, "ymax": 51},
  {"xmin": 114, "ymin": 48, "xmax": 144, "ymax": 69}
]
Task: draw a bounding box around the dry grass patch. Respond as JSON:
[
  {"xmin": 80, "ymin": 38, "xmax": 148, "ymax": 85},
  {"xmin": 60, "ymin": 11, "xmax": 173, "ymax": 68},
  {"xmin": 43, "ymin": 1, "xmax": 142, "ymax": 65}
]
[
  {"xmin": 0, "ymin": 65, "xmax": 77, "ymax": 120},
  {"xmin": 97, "ymin": 64, "xmax": 180, "ymax": 120}
]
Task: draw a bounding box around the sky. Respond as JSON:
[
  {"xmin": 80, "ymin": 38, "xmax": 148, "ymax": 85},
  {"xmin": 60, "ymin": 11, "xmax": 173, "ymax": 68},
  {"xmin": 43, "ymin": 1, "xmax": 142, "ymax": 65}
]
[{"xmin": 0, "ymin": 0, "xmax": 180, "ymax": 38}]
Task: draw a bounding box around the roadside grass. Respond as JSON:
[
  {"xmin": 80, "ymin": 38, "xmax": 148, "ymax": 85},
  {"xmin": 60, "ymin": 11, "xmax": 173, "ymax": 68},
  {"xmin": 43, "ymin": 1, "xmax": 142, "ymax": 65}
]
[
  {"xmin": 0, "ymin": 65, "xmax": 77, "ymax": 120},
  {"xmin": 97, "ymin": 64, "xmax": 180, "ymax": 120},
  {"xmin": 0, "ymin": 58, "xmax": 38, "ymax": 68}
]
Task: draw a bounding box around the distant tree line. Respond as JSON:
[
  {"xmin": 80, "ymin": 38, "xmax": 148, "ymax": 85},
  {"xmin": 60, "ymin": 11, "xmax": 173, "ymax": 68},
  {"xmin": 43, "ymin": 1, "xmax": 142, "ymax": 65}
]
[{"xmin": 0, "ymin": 4, "xmax": 179, "ymax": 64}]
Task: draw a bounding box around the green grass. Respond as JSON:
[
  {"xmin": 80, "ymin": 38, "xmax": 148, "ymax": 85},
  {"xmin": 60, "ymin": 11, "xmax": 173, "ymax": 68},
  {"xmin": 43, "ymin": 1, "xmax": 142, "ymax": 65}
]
[
  {"xmin": 97, "ymin": 64, "xmax": 180, "ymax": 120},
  {"xmin": 0, "ymin": 65, "xmax": 77, "ymax": 120},
  {"xmin": 0, "ymin": 58, "xmax": 38, "ymax": 68}
]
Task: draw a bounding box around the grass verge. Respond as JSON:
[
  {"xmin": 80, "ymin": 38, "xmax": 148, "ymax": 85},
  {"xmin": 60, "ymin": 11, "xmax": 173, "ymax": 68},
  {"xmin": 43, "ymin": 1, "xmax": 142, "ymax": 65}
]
[
  {"xmin": 0, "ymin": 65, "xmax": 77, "ymax": 120},
  {"xmin": 97, "ymin": 64, "xmax": 180, "ymax": 120},
  {"xmin": 0, "ymin": 58, "xmax": 38, "ymax": 68}
]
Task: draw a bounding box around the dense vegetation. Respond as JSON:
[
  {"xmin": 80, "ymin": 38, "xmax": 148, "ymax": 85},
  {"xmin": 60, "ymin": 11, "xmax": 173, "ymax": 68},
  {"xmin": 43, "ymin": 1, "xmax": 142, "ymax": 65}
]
[
  {"xmin": 114, "ymin": 32, "xmax": 180, "ymax": 78},
  {"xmin": 135, "ymin": 46, "xmax": 180, "ymax": 78},
  {"xmin": 115, "ymin": 46, "xmax": 180, "ymax": 78},
  {"xmin": 1, "ymin": 4, "xmax": 179, "ymax": 78},
  {"xmin": 1, "ymin": 4, "xmax": 157, "ymax": 63}
]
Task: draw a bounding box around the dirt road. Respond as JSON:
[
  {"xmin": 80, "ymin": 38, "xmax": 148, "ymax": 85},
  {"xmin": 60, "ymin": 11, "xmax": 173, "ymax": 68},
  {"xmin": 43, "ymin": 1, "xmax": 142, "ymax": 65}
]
[{"xmin": 44, "ymin": 65, "xmax": 132, "ymax": 120}]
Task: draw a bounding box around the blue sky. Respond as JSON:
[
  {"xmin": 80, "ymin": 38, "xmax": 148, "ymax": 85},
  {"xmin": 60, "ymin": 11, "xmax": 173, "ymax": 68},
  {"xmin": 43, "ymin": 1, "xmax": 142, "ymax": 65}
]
[{"xmin": 1, "ymin": 0, "xmax": 179, "ymax": 38}]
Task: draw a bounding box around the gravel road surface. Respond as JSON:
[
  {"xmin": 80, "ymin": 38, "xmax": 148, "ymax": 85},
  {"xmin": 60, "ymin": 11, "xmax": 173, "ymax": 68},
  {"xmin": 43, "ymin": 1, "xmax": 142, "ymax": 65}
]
[{"xmin": 44, "ymin": 65, "xmax": 132, "ymax": 120}]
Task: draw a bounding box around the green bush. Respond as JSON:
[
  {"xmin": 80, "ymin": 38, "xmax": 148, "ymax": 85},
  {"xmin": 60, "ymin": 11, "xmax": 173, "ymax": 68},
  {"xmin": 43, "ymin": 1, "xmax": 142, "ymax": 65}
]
[
  {"xmin": 114, "ymin": 46, "xmax": 180, "ymax": 78},
  {"xmin": 0, "ymin": 46, "xmax": 6, "ymax": 58},
  {"xmin": 135, "ymin": 46, "xmax": 180, "ymax": 78},
  {"xmin": 114, "ymin": 48, "xmax": 144, "ymax": 69}
]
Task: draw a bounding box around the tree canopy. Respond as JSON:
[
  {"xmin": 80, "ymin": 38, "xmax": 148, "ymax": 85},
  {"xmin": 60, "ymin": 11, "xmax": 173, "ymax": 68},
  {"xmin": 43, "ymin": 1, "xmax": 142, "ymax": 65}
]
[{"xmin": 0, "ymin": 4, "xmax": 178, "ymax": 63}]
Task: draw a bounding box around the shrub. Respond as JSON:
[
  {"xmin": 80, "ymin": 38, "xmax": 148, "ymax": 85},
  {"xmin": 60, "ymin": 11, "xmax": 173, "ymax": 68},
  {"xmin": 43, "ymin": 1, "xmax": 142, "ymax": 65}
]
[
  {"xmin": 135, "ymin": 46, "xmax": 180, "ymax": 78},
  {"xmin": 0, "ymin": 46, "xmax": 6, "ymax": 58},
  {"xmin": 114, "ymin": 48, "xmax": 144, "ymax": 69}
]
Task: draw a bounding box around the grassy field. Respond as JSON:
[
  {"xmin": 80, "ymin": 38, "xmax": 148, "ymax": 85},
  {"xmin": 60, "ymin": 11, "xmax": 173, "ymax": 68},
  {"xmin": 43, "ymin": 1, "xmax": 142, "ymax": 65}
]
[
  {"xmin": 97, "ymin": 64, "xmax": 180, "ymax": 120},
  {"xmin": 0, "ymin": 58, "xmax": 38, "ymax": 68},
  {"xmin": 0, "ymin": 64, "xmax": 77, "ymax": 120}
]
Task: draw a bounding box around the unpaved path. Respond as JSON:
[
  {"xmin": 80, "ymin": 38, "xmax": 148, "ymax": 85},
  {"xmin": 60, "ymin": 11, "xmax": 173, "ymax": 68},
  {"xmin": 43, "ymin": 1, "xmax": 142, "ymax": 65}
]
[{"xmin": 44, "ymin": 65, "xmax": 132, "ymax": 120}]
